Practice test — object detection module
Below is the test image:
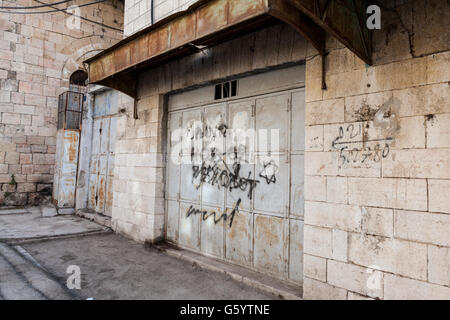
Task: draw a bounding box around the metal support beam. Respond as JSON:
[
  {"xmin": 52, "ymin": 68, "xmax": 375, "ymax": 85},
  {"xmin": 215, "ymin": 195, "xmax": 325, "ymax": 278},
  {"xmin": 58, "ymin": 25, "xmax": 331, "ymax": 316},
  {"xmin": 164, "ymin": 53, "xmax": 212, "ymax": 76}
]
[{"xmin": 287, "ymin": 0, "xmax": 372, "ymax": 65}]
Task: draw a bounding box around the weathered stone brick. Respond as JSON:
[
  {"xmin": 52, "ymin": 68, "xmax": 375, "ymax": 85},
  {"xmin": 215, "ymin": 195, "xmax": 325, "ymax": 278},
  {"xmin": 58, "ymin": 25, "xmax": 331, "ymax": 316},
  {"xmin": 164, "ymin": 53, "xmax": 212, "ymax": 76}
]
[
  {"xmin": 426, "ymin": 51, "xmax": 449, "ymax": 85},
  {"xmin": 361, "ymin": 207, "xmax": 394, "ymax": 238},
  {"xmin": 5, "ymin": 152, "xmax": 19, "ymax": 164},
  {"xmin": 8, "ymin": 164, "xmax": 21, "ymax": 174},
  {"xmin": 327, "ymin": 260, "xmax": 383, "ymax": 299},
  {"xmin": 14, "ymin": 104, "xmax": 35, "ymax": 115},
  {"xmin": 34, "ymin": 165, "xmax": 52, "ymax": 174},
  {"xmin": 24, "ymin": 93, "xmax": 46, "ymax": 106},
  {"xmin": 21, "ymin": 165, "xmax": 33, "ymax": 174},
  {"xmin": 344, "ymin": 91, "xmax": 393, "ymax": 123},
  {"xmin": 348, "ymin": 233, "xmax": 427, "ymax": 280},
  {"xmin": 16, "ymin": 144, "xmax": 31, "ymax": 153},
  {"xmin": 32, "ymin": 154, "xmax": 54, "ymax": 165},
  {"xmin": 332, "ymin": 229, "xmax": 348, "ymax": 262},
  {"xmin": 382, "ymin": 149, "xmax": 450, "ymax": 179},
  {"xmin": 303, "ymin": 254, "xmax": 327, "ymax": 282},
  {"xmin": 0, "ymin": 164, "xmax": 8, "ymax": 174},
  {"xmin": 428, "ymin": 179, "xmax": 450, "ymax": 214},
  {"xmin": 305, "ymin": 125, "xmax": 324, "ymax": 151},
  {"xmin": 394, "ymin": 210, "xmax": 450, "ymax": 247},
  {"xmin": 304, "ymin": 176, "xmax": 326, "ymax": 201},
  {"xmin": 2, "ymin": 112, "xmax": 20, "ymax": 124},
  {"xmin": 304, "ymin": 225, "xmax": 332, "ymax": 259},
  {"xmin": 303, "ymin": 277, "xmax": 347, "ymax": 300},
  {"xmin": 428, "ymin": 245, "xmax": 449, "ymax": 287},
  {"xmin": 27, "ymin": 136, "xmax": 45, "ymax": 145},
  {"xmin": 31, "ymin": 144, "xmax": 47, "ymax": 153},
  {"xmin": 306, "ymin": 99, "xmax": 344, "ymax": 125},
  {"xmin": 19, "ymin": 153, "xmax": 32, "ymax": 164},
  {"xmin": 17, "ymin": 182, "xmax": 36, "ymax": 193},
  {"xmin": 348, "ymin": 178, "xmax": 427, "ymax": 211},
  {"xmin": 305, "ymin": 152, "xmax": 337, "ymax": 176},
  {"xmin": 326, "ymin": 176, "xmax": 347, "ymax": 204},
  {"xmin": 391, "ymin": 116, "xmax": 425, "ymax": 149},
  {"xmin": 2, "ymin": 183, "xmax": 16, "ymax": 192},
  {"xmin": 393, "ymin": 84, "xmax": 450, "ymax": 119},
  {"xmin": 426, "ymin": 113, "xmax": 450, "ymax": 148},
  {"xmin": 305, "ymin": 201, "xmax": 361, "ymax": 232},
  {"xmin": 384, "ymin": 274, "xmax": 450, "ymax": 300}
]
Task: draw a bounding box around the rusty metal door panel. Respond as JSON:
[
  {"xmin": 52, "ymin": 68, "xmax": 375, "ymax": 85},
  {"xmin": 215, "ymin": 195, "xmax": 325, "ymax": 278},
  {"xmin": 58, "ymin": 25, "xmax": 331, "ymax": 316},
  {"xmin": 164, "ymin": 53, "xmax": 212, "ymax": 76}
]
[
  {"xmin": 225, "ymin": 209, "xmax": 253, "ymax": 267},
  {"xmin": 58, "ymin": 176, "xmax": 77, "ymax": 207},
  {"xmin": 109, "ymin": 117, "xmax": 117, "ymax": 153},
  {"xmin": 57, "ymin": 130, "xmax": 80, "ymax": 208},
  {"xmin": 181, "ymin": 108, "xmax": 203, "ymax": 156},
  {"xmin": 180, "ymin": 155, "xmax": 201, "ymax": 203},
  {"xmin": 166, "ymin": 112, "xmax": 183, "ymax": 200},
  {"xmin": 91, "ymin": 119, "xmax": 101, "ymax": 155},
  {"xmin": 201, "ymin": 157, "xmax": 226, "ymax": 206},
  {"xmin": 204, "ymin": 103, "xmax": 227, "ymax": 157},
  {"xmin": 166, "ymin": 200, "xmax": 180, "ymax": 242},
  {"xmin": 94, "ymin": 154, "xmax": 108, "ymax": 213},
  {"xmin": 107, "ymin": 155, "xmax": 115, "ymax": 177},
  {"xmin": 104, "ymin": 175, "xmax": 114, "ymax": 216},
  {"xmin": 62, "ymin": 131, "xmax": 79, "ymax": 176},
  {"xmin": 291, "ymin": 90, "xmax": 305, "ymax": 152},
  {"xmin": 227, "ymin": 99, "xmax": 255, "ymax": 160},
  {"xmin": 53, "ymin": 130, "xmax": 64, "ymax": 201},
  {"xmin": 200, "ymin": 205, "xmax": 225, "ymax": 258},
  {"xmin": 179, "ymin": 201, "xmax": 201, "ymax": 250},
  {"xmin": 290, "ymin": 154, "xmax": 304, "ymax": 218},
  {"xmin": 254, "ymin": 153, "xmax": 289, "ymax": 216},
  {"xmin": 253, "ymin": 214, "xmax": 285, "ymax": 275},
  {"xmin": 202, "ymin": 104, "xmax": 227, "ymax": 206},
  {"xmin": 167, "ymin": 154, "xmax": 181, "ymax": 200},
  {"xmin": 88, "ymin": 173, "xmax": 97, "ymax": 210},
  {"xmin": 289, "ymin": 218, "xmax": 304, "ymax": 282},
  {"xmin": 225, "ymin": 161, "xmax": 255, "ymax": 212},
  {"xmin": 255, "ymin": 94, "xmax": 290, "ymax": 153},
  {"xmin": 96, "ymin": 173, "xmax": 106, "ymax": 213},
  {"xmin": 100, "ymin": 118, "xmax": 110, "ymax": 154}
]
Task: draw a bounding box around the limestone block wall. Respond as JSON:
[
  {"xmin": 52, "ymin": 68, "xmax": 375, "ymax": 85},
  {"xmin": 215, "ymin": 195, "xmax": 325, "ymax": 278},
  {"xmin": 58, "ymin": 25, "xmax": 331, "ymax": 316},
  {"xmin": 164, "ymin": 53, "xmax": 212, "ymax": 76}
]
[
  {"xmin": 302, "ymin": 0, "xmax": 450, "ymax": 300},
  {"xmin": 124, "ymin": 0, "xmax": 197, "ymax": 36},
  {"xmin": 112, "ymin": 94, "xmax": 166, "ymax": 242},
  {"xmin": 0, "ymin": 0, "xmax": 124, "ymax": 206}
]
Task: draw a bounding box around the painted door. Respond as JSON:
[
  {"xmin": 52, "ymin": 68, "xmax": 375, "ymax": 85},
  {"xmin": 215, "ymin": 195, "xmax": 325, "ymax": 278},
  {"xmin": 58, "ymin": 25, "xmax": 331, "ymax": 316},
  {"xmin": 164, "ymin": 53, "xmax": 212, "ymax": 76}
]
[
  {"xmin": 88, "ymin": 117, "xmax": 116, "ymax": 216},
  {"xmin": 166, "ymin": 68, "xmax": 305, "ymax": 283}
]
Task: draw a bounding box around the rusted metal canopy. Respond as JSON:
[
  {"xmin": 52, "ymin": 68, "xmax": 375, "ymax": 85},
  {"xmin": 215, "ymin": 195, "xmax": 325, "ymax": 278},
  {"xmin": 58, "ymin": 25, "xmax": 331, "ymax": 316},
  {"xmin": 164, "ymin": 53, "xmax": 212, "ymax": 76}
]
[
  {"xmin": 287, "ymin": 0, "xmax": 372, "ymax": 65},
  {"xmin": 84, "ymin": 0, "xmax": 371, "ymax": 98}
]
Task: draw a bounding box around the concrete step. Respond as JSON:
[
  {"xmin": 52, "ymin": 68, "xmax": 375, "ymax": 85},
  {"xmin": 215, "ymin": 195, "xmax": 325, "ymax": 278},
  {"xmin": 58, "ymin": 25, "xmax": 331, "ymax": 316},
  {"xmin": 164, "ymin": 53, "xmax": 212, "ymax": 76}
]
[
  {"xmin": 0, "ymin": 243, "xmax": 76, "ymax": 300},
  {"xmin": 0, "ymin": 208, "xmax": 30, "ymax": 216},
  {"xmin": 155, "ymin": 243, "xmax": 303, "ymax": 300}
]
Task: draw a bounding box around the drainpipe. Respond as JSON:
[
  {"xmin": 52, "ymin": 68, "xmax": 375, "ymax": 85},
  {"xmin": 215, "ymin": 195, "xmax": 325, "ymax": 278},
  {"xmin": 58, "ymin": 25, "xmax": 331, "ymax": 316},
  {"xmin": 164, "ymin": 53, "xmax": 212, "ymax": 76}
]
[{"xmin": 150, "ymin": 0, "xmax": 154, "ymax": 25}]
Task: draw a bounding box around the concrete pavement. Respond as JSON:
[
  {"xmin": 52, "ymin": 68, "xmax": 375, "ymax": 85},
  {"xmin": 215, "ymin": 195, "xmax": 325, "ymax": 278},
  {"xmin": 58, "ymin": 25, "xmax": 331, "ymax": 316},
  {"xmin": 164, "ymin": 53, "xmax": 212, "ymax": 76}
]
[{"xmin": 0, "ymin": 206, "xmax": 280, "ymax": 300}]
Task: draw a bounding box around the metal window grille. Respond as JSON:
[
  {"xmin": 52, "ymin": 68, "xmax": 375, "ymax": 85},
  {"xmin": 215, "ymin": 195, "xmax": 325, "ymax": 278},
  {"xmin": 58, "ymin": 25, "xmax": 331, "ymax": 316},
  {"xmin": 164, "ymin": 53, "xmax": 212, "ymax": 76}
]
[{"xmin": 57, "ymin": 91, "xmax": 84, "ymax": 130}]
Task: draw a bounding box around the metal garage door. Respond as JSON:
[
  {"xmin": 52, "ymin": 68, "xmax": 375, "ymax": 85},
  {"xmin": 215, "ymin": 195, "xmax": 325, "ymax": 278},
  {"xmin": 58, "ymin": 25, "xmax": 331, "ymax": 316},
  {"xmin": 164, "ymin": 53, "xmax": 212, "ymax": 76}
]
[{"xmin": 165, "ymin": 66, "xmax": 305, "ymax": 283}]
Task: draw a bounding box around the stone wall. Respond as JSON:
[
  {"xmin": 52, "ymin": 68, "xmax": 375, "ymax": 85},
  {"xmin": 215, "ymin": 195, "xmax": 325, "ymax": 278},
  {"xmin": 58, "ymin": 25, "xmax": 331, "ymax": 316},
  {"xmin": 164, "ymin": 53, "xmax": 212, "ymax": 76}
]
[
  {"xmin": 0, "ymin": 0, "xmax": 124, "ymax": 206},
  {"xmin": 303, "ymin": 0, "xmax": 450, "ymax": 299},
  {"xmin": 124, "ymin": 0, "xmax": 196, "ymax": 36}
]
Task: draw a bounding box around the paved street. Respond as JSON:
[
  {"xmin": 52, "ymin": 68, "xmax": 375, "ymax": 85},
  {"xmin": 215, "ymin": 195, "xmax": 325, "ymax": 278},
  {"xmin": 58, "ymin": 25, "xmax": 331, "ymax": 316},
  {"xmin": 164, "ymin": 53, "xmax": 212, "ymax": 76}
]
[{"xmin": 0, "ymin": 207, "xmax": 277, "ymax": 300}]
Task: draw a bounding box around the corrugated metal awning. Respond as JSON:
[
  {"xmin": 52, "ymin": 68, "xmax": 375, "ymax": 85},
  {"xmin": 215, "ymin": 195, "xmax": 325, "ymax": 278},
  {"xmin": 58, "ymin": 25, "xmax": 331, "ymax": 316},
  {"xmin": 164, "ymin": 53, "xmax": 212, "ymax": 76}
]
[{"xmin": 84, "ymin": 0, "xmax": 371, "ymax": 98}]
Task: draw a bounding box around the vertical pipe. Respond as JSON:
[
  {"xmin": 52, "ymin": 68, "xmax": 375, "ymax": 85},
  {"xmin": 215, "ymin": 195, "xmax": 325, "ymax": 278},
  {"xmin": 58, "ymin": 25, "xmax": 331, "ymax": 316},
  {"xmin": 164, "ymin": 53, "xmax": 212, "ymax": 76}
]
[{"xmin": 151, "ymin": 0, "xmax": 154, "ymax": 25}]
